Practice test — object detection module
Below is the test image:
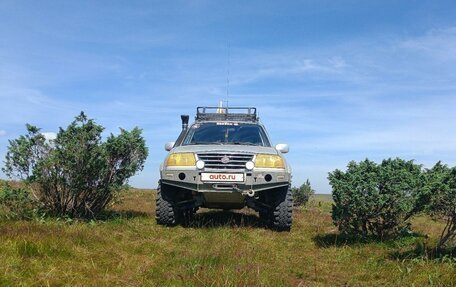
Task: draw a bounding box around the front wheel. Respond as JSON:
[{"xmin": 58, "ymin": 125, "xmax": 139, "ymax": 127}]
[
  {"xmin": 155, "ymin": 182, "xmax": 178, "ymax": 226},
  {"xmin": 270, "ymin": 186, "xmax": 293, "ymax": 231},
  {"xmin": 179, "ymin": 208, "xmax": 197, "ymax": 227}
]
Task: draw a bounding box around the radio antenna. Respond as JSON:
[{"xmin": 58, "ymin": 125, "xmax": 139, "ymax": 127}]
[{"xmin": 225, "ymin": 42, "xmax": 230, "ymax": 108}]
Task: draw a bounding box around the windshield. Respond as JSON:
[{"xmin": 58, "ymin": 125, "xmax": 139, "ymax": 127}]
[{"xmin": 183, "ymin": 123, "xmax": 271, "ymax": 146}]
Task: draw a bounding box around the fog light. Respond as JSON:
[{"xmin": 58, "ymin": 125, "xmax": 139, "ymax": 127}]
[
  {"xmin": 196, "ymin": 160, "xmax": 205, "ymax": 169},
  {"xmin": 245, "ymin": 161, "xmax": 255, "ymax": 170}
]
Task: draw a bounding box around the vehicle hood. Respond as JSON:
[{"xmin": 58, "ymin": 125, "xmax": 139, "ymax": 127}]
[{"xmin": 171, "ymin": 144, "xmax": 278, "ymax": 155}]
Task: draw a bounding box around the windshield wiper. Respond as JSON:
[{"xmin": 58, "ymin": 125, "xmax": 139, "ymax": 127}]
[
  {"xmin": 187, "ymin": 142, "xmax": 223, "ymax": 145},
  {"xmin": 231, "ymin": 142, "xmax": 259, "ymax": 146}
]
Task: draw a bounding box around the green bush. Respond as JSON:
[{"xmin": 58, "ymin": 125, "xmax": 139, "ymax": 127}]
[
  {"xmin": 421, "ymin": 162, "xmax": 456, "ymax": 249},
  {"xmin": 0, "ymin": 184, "xmax": 35, "ymax": 219},
  {"xmin": 292, "ymin": 179, "xmax": 315, "ymax": 206},
  {"xmin": 2, "ymin": 112, "xmax": 148, "ymax": 218},
  {"xmin": 328, "ymin": 158, "xmax": 422, "ymax": 238}
]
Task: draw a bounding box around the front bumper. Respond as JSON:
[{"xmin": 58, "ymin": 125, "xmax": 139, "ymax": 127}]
[{"xmin": 160, "ymin": 167, "xmax": 290, "ymax": 193}]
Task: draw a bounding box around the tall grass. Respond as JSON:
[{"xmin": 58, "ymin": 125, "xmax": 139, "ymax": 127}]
[{"xmin": 0, "ymin": 190, "xmax": 454, "ymax": 286}]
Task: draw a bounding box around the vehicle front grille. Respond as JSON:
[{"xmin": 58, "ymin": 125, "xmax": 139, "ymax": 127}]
[{"xmin": 197, "ymin": 152, "xmax": 254, "ymax": 170}]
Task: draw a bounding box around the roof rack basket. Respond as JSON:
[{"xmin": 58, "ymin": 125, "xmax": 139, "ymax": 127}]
[{"xmin": 196, "ymin": 107, "xmax": 257, "ymax": 122}]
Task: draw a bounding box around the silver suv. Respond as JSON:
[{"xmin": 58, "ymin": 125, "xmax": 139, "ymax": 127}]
[{"xmin": 156, "ymin": 107, "xmax": 293, "ymax": 231}]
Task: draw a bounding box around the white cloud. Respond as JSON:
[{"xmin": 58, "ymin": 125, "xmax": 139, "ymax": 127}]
[
  {"xmin": 42, "ymin": 132, "xmax": 57, "ymax": 141},
  {"xmin": 0, "ymin": 130, "xmax": 6, "ymax": 136},
  {"xmin": 401, "ymin": 27, "xmax": 456, "ymax": 61}
]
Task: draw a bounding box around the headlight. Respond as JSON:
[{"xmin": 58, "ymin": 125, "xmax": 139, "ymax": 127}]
[
  {"xmin": 166, "ymin": 153, "xmax": 196, "ymax": 166},
  {"xmin": 255, "ymin": 154, "xmax": 285, "ymax": 168}
]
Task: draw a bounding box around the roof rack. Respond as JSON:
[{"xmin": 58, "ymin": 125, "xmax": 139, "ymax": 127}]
[{"xmin": 196, "ymin": 107, "xmax": 257, "ymax": 122}]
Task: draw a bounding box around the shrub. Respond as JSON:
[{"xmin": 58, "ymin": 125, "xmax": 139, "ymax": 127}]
[
  {"xmin": 328, "ymin": 158, "xmax": 422, "ymax": 238},
  {"xmin": 292, "ymin": 179, "xmax": 315, "ymax": 206},
  {"xmin": 2, "ymin": 112, "xmax": 148, "ymax": 218},
  {"xmin": 421, "ymin": 162, "xmax": 456, "ymax": 249},
  {"xmin": 0, "ymin": 184, "xmax": 35, "ymax": 219}
]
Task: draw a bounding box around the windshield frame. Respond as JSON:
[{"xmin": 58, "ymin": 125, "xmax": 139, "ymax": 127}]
[{"xmin": 181, "ymin": 122, "xmax": 272, "ymax": 147}]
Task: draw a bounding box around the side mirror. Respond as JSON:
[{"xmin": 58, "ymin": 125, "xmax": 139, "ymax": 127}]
[
  {"xmin": 275, "ymin": 143, "xmax": 289, "ymax": 154},
  {"xmin": 165, "ymin": 142, "xmax": 175, "ymax": 151}
]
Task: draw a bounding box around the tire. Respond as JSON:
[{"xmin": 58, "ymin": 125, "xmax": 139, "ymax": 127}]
[
  {"xmin": 155, "ymin": 182, "xmax": 178, "ymax": 226},
  {"xmin": 179, "ymin": 208, "xmax": 196, "ymax": 227},
  {"xmin": 271, "ymin": 185, "xmax": 293, "ymax": 231}
]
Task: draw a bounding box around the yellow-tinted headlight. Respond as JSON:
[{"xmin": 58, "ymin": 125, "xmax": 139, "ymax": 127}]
[
  {"xmin": 255, "ymin": 154, "xmax": 285, "ymax": 169},
  {"xmin": 166, "ymin": 153, "xmax": 196, "ymax": 166}
]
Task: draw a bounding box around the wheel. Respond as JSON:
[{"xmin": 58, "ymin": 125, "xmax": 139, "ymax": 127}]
[
  {"xmin": 270, "ymin": 185, "xmax": 293, "ymax": 231},
  {"xmin": 155, "ymin": 182, "xmax": 178, "ymax": 226},
  {"xmin": 179, "ymin": 208, "xmax": 197, "ymax": 227}
]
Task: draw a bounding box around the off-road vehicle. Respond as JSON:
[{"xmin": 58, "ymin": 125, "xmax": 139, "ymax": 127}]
[{"xmin": 157, "ymin": 106, "xmax": 293, "ymax": 231}]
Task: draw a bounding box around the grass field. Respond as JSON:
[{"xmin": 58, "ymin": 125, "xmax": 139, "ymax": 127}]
[{"xmin": 0, "ymin": 189, "xmax": 455, "ymax": 286}]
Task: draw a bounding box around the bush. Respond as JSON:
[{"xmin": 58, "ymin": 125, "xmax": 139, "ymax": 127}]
[
  {"xmin": 328, "ymin": 158, "xmax": 422, "ymax": 238},
  {"xmin": 292, "ymin": 179, "xmax": 315, "ymax": 206},
  {"xmin": 2, "ymin": 112, "xmax": 148, "ymax": 218},
  {"xmin": 0, "ymin": 184, "xmax": 35, "ymax": 219},
  {"xmin": 421, "ymin": 162, "xmax": 456, "ymax": 249}
]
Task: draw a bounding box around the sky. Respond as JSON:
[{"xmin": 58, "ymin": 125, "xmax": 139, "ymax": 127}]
[{"xmin": 1, "ymin": 1, "xmax": 456, "ymax": 193}]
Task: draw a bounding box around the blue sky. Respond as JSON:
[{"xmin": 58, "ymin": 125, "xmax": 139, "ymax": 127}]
[{"xmin": 1, "ymin": 1, "xmax": 456, "ymax": 193}]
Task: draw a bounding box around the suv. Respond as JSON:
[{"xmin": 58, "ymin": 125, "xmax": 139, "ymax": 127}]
[{"xmin": 157, "ymin": 107, "xmax": 293, "ymax": 231}]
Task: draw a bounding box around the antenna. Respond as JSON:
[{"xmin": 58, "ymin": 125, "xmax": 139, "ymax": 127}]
[{"xmin": 226, "ymin": 42, "xmax": 230, "ymax": 107}]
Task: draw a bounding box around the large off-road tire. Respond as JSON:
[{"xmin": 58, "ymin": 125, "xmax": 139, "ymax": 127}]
[
  {"xmin": 179, "ymin": 208, "xmax": 197, "ymax": 227},
  {"xmin": 271, "ymin": 185, "xmax": 293, "ymax": 231},
  {"xmin": 155, "ymin": 182, "xmax": 178, "ymax": 226}
]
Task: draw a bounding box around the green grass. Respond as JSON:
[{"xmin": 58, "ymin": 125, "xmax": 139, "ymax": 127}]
[{"xmin": 0, "ymin": 189, "xmax": 454, "ymax": 286}]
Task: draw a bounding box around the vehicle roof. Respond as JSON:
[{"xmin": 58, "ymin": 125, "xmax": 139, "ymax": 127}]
[{"xmin": 174, "ymin": 106, "xmax": 268, "ymax": 147}]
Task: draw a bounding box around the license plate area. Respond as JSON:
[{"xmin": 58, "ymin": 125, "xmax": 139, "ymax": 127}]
[{"xmin": 201, "ymin": 173, "xmax": 244, "ymax": 182}]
